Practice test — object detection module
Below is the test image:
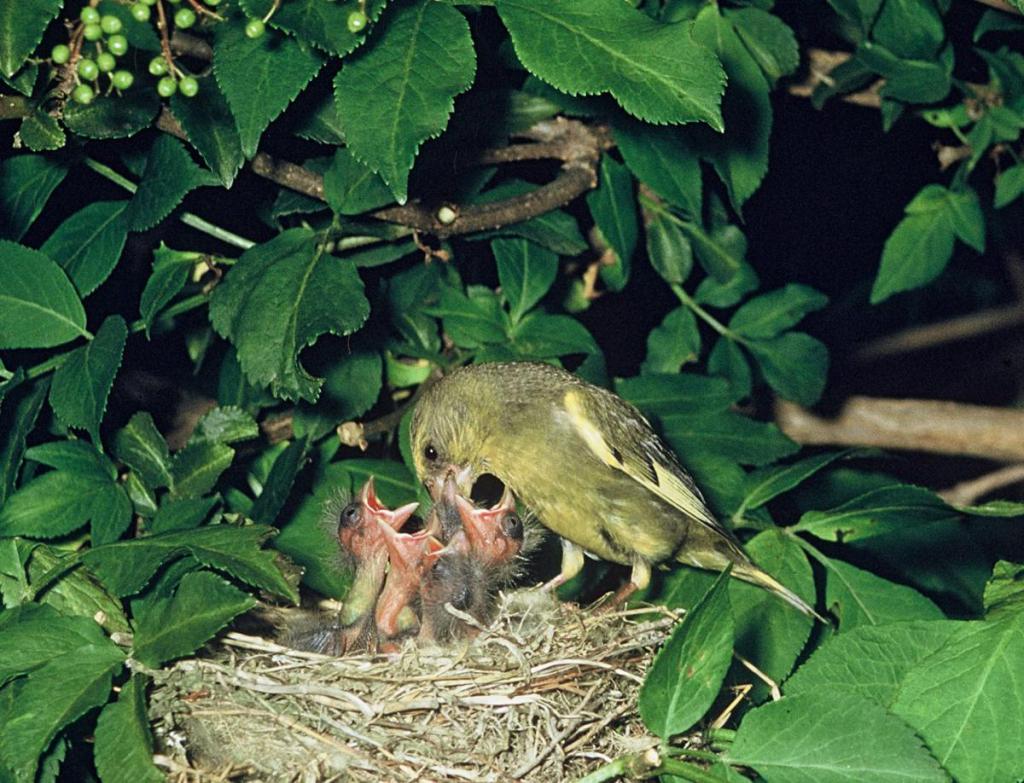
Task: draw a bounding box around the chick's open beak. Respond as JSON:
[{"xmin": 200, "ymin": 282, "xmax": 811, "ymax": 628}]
[
  {"xmin": 454, "ymin": 486, "xmax": 522, "ymax": 565},
  {"xmin": 359, "ymin": 476, "xmax": 418, "ymax": 532}
]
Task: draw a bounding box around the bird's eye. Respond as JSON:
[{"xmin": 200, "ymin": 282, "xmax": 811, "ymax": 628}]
[
  {"xmin": 339, "ymin": 502, "xmax": 361, "ymax": 529},
  {"xmin": 503, "ymin": 512, "xmax": 524, "ymax": 541},
  {"xmin": 423, "ymin": 444, "xmax": 439, "ymax": 462}
]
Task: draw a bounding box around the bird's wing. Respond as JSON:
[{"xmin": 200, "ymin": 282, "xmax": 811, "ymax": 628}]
[{"xmin": 563, "ymin": 388, "xmax": 732, "ymax": 538}]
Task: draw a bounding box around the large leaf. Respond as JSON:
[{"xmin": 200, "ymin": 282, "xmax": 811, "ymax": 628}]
[
  {"xmin": 725, "ymin": 692, "xmax": 948, "ymax": 783},
  {"xmin": 794, "ymin": 484, "xmax": 960, "ymax": 542},
  {"xmin": 125, "ymin": 136, "xmax": 220, "ymax": 232},
  {"xmin": 93, "ymin": 674, "xmax": 163, "ymax": 783},
  {"xmin": 496, "ymin": 0, "xmax": 726, "ymax": 128},
  {"xmin": 0, "ymin": 0, "xmax": 61, "ymax": 77},
  {"xmin": 169, "ymin": 76, "xmax": 245, "ymax": 188},
  {"xmin": 322, "ymin": 148, "xmax": 393, "ymax": 216},
  {"xmin": 0, "ymin": 604, "xmax": 110, "ymax": 687},
  {"xmin": 48, "ymin": 315, "xmax": 128, "ymax": 445},
  {"xmin": 638, "ymin": 569, "xmax": 733, "ymax": 738},
  {"xmin": 614, "ymin": 119, "xmax": 702, "ymax": 218},
  {"xmin": 745, "ymin": 332, "xmax": 829, "ymax": 406},
  {"xmin": 241, "ymin": 0, "xmax": 387, "ymax": 57},
  {"xmin": 493, "ymin": 238, "xmax": 558, "ymax": 324},
  {"xmin": 821, "ymin": 556, "xmax": 944, "ymax": 630},
  {"xmin": 41, "ymin": 201, "xmax": 129, "ymax": 298},
  {"xmin": 209, "ymin": 228, "xmax": 370, "ymax": 402},
  {"xmin": 0, "ymin": 155, "xmax": 67, "ymax": 241},
  {"xmin": 113, "ymin": 412, "xmax": 173, "ymax": 490},
  {"xmin": 736, "ymin": 450, "xmax": 853, "ymax": 519},
  {"xmin": 334, "ymin": 0, "xmax": 476, "ymax": 201},
  {"xmin": 169, "ymin": 441, "xmax": 235, "ymax": 499},
  {"xmin": 214, "ymin": 14, "xmax": 325, "ymax": 158},
  {"xmin": 0, "ymin": 243, "xmax": 88, "ymax": 349},
  {"xmin": 61, "ymin": 86, "xmax": 160, "ymax": 139}
]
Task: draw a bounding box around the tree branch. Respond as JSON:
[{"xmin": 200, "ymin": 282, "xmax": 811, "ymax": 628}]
[
  {"xmin": 775, "ymin": 396, "xmax": 1024, "ymax": 462},
  {"xmin": 940, "ymin": 464, "xmax": 1024, "ymax": 506}
]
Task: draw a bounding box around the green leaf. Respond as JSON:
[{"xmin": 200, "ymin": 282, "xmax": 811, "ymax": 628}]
[
  {"xmin": 139, "ymin": 244, "xmax": 200, "ymax": 336},
  {"xmin": 871, "ymin": 0, "xmax": 945, "ymax": 60},
  {"xmin": 856, "ymin": 40, "xmax": 953, "ymax": 104},
  {"xmin": 639, "ymin": 569, "xmax": 733, "ymax": 738},
  {"xmin": 40, "ymin": 201, "xmax": 129, "ymax": 298},
  {"xmin": 642, "ymin": 306, "xmax": 700, "ymax": 375},
  {"xmin": 726, "ymin": 692, "xmax": 949, "ymax": 783},
  {"xmin": 728, "ymin": 8, "xmax": 800, "ymax": 84},
  {"xmin": 729, "ymin": 285, "xmax": 828, "ymax": 339},
  {"xmin": 334, "ymin": 0, "xmax": 475, "ymax": 202},
  {"xmin": 0, "ymin": 377, "xmax": 48, "ymax": 504},
  {"xmin": 114, "ymin": 412, "xmax": 173, "ymax": 490},
  {"xmin": 149, "ymin": 496, "xmax": 217, "ymax": 534},
  {"xmin": 214, "ymin": 14, "xmax": 325, "ymax": 158},
  {"xmin": 738, "ymin": 450, "xmax": 853, "ymax": 517},
  {"xmin": 0, "ymin": 644, "xmax": 125, "ymax": 783},
  {"xmin": 209, "ymin": 228, "xmax": 371, "ymax": 402},
  {"xmin": 664, "ymin": 409, "xmax": 799, "ymax": 468},
  {"xmin": 496, "ymin": 0, "xmax": 726, "ymax": 128},
  {"xmin": 0, "ymin": 155, "xmax": 67, "ymax": 241},
  {"xmin": 645, "ymin": 211, "xmax": 694, "ymax": 285},
  {"xmin": 322, "ymin": 148, "xmax": 394, "ymax": 216},
  {"xmin": 614, "ymin": 120, "xmax": 701, "ymax": 218},
  {"xmin": 493, "ymin": 238, "xmax": 559, "ymax": 324},
  {"xmin": 49, "ymin": 315, "xmax": 128, "ymax": 444},
  {"xmin": 822, "ymin": 556, "xmax": 944, "ymax": 630},
  {"xmin": 995, "ymin": 163, "xmax": 1024, "ymax": 209},
  {"xmin": 132, "ymin": 570, "xmax": 257, "ymax": 667},
  {"xmin": 337, "ymin": 458, "xmax": 419, "ymax": 507},
  {"xmin": 190, "ymin": 406, "xmax": 259, "ymax": 446},
  {"xmin": 616, "ymin": 372, "xmax": 740, "ymax": 416},
  {"xmin": 93, "ymin": 674, "xmax": 163, "ymax": 783},
  {"xmin": 169, "ymin": 76, "xmax": 244, "ymax": 188},
  {"xmin": 786, "ymin": 620, "xmax": 960, "ymax": 705},
  {"xmin": 250, "ymin": 438, "xmax": 307, "ymax": 525},
  {"xmin": 794, "ymin": 484, "xmax": 960, "ymax": 542},
  {"xmin": 0, "ymin": 242, "xmax": 87, "ymax": 349},
  {"xmin": 316, "ymin": 350, "xmax": 383, "ymax": 428},
  {"xmin": 241, "ymin": 0, "xmax": 386, "ymax": 57},
  {"xmin": 19, "ymin": 109, "xmax": 65, "ymax": 152},
  {"xmin": 0, "ymin": 604, "xmax": 110, "ymax": 687},
  {"xmin": 745, "ymin": 332, "xmax": 829, "ymax": 406},
  {"xmin": 83, "ymin": 524, "xmax": 297, "ymax": 602},
  {"xmin": 61, "ymin": 86, "xmax": 160, "ymax": 139},
  {"xmin": 893, "ymin": 615, "xmax": 1024, "ymax": 783},
  {"xmin": 0, "ymin": 0, "xmax": 61, "ymax": 78},
  {"xmin": 125, "ymin": 136, "xmax": 219, "ymax": 232},
  {"xmin": 587, "ymin": 155, "xmax": 638, "ymax": 291},
  {"xmin": 27, "ymin": 439, "xmax": 115, "ymax": 476},
  {"xmin": 689, "ymin": 226, "xmax": 750, "ymax": 290},
  {"xmin": 428, "ymin": 285, "xmax": 508, "ymax": 348},
  {"xmin": 983, "ymin": 560, "xmax": 1024, "ymax": 619},
  {"xmin": 707, "ymin": 337, "xmax": 751, "ymax": 399},
  {"xmin": 509, "ymin": 312, "xmax": 599, "ymax": 360},
  {"xmin": 469, "ymin": 180, "xmax": 588, "ymax": 256},
  {"xmin": 170, "ymin": 441, "xmax": 235, "ymax": 499}
]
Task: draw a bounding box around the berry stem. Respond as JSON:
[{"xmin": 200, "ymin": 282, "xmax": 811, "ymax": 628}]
[{"xmin": 153, "ymin": 0, "xmax": 177, "ymax": 80}]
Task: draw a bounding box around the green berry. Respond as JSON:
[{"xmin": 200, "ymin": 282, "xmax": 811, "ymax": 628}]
[
  {"xmin": 107, "ymin": 34, "xmax": 128, "ymax": 56},
  {"xmin": 141, "ymin": 0, "xmax": 158, "ymax": 5},
  {"xmin": 157, "ymin": 76, "xmax": 177, "ymax": 97},
  {"xmin": 72, "ymin": 83, "xmax": 96, "ymax": 104},
  {"xmin": 100, "ymin": 14, "xmax": 122, "ymax": 34},
  {"xmin": 244, "ymin": 18, "xmax": 265, "ymax": 38},
  {"xmin": 174, "ymin": 8, "xmax": 196, "ymax": 28},
  {"xmin": 112, "ymin": 70, "xmax": 134, "ymax": 90},
  {"xmin": 83, "ymin": 22, "xmax": 103, "ymax": 41},
  {"xmin": 130, "ymin": 3, "xmax": 151, "ymax": 22},
  {"xmin": 179, "ymin": 75, "xmax": 199, "ymax": 97},
  {"xmin": 80, "ymin": 7, "xmax": 100, "ymax": 24},
  {"xmin": 51, "ymin": 44, "xmax": 71, "ymax": 65},
  {"xmin": 347, "ymin": 9, "xmax": 368, "ymax": 33},
  {"xmin": 77, "ymin": 58, "xmax": 99, "ymax": 80},
  {"xmin": 148, "ymin": 55, "xmax": 169, "ymax": 76},
  {"xmin": 96, "ymin": 52, "xmax": 116, "ymax": 72}
]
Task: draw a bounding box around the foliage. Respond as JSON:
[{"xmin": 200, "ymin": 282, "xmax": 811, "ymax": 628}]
[{"xmin": 1, "ymin": 0, "xmax": 1023, "ymax": 781}]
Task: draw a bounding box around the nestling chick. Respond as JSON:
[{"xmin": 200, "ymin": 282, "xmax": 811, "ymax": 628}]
[
  {"xmin": 410, "ymin": 361, "xmax": 823, "ymax": 620},
  {"xmin": 375, "ymin": 523, "xmax": 444, "ymax": 651}
]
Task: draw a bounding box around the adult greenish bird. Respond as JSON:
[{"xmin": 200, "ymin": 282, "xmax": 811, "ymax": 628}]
[{"xmin": 410, "ymin": 361, "xmax": 823, "ymax": 620}]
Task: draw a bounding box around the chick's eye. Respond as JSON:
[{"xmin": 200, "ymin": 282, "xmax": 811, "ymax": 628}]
[
  {"xmin": 503, "ymin": 513, "xmax": 524, "ymax": 541},
  {"xmin": 423, "ymin": 444, "xmax": 439, "ymax": 462},
  {"xmin": 339, "ymin": 503, "xmax": 361, "ymax": 528}
]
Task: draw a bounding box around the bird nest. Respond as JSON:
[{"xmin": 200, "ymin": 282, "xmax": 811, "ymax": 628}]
[{"xmin": 149, "ymin": 590, "xmax": 680, "ymax": 782}]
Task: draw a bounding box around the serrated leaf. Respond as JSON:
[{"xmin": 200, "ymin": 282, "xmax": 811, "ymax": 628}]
[
  {"xmin": 509, "ymin": 312, "xmax": 598, "ymax": 360},
  {"xmin": 317, "ymin": 349, "xmax": 383, "ymax": 426},
  {"xmin": 822, "ymin": 556, "xmax": 944, "ymax": 630},
  {"xmin": 428, "ymin": 284, "xmax": 508, "ymax": 348},
  {"xmin": 587, "ymin": 155, "xmax": 637, "ymax": 291},
  {"xmin": 726, "ymin": 692, "xmax": 949, "ymax": 783},
  {"xmin": 41, "ymin": 201, "xmax": 129, "ymax": 298},
  {"xmin": 983, "ymin": 560, "xmax": 1024, "ymax": 619},
  {"xmin": 614, "ymin": 120, "xmax": 701, "ymax": 218},
  {"xmin": 794, "ymin": 484, "xmax": 960, "ymax": 542},
  {"xmin": 139, "ymin": 244, "xmax": 200, "ymax": 337},
  {"xmin": 0, "ymin": 376, "xmax": 48, "ymax": 504},
  {"xmin": 132, "ymin": 570, "xmax": 256, "ymax": 667},
  {"xmin": 642, "ymin": 306, "xmax": 700, "ymax": 375},
  {"xmin": 0, "ymin": 242, "xmax": 87, "ymax": 349},
  {"xmin": 729, "ymin": 284, "xmax": 828, "ymax": 339},
  {"xmin": 114, "ymin": 412, "xmax": 173, "ymax": 490},
  {"xmin": 49, "ymin": 315, "xmax": 127, "ymax": 444},
  {"xmin": 0, "ymin": 0, "xmax": 61, "ymax": 78},
  {"xmin": 125, "ymin": 136, "xmax": 219, "ymax": 232},
  {"xmin": 0, "ymin": 604, "xmax": 110, "ymax": 687},
  {"xmin": 170, "ymin": 441, "xmax": 235, "ymax": 499},
  {"xmin": 893, "ymin": 615, "xmax": 1024, "ymax": 783},
  {"xmin": 241, "ymin": 0, "xmax": 387, "ymax": 57},
  {"xmin": 786, "ymin": 620, "xmax": 960, "ymax": 705},
  {"xmin": 334, "ymin": 0, "xmax": 476, "ymax": 201},
  {"xmin": 19, "ymin": 109, "xmax": 65, "ymax": 152},
  {"xmin": 493, "ymin": 238, "xmax": 558, "ymax": 324},
  {"xmin": 190, "ymin": 406, "xmax": 259, "ymax": 446},
  {"xmin": 214, "ymin": 15, "xmax": 325, "ymax": 158},
  {"xmin": 645, "ymin": 211, "xmax": 694, "ymax": 285},
  {"xmin": 728, "ymin": 8, "xmax": 799, "ymax": 84},
  {"xmin": 250, "ymin": 438, "xmax": 307, "ymax": 525},
  {"xmin": 209, "ymin": 229, "xmax": 371, "ymax": 402},
  {"xmin": 746, "ymin": 332, "xmax": 829, "ymax": 406},
  {"xmin": 496, "ymin": 0, "xmax": 725, "ymax": 128},
  {"xmin": 0, "ymin": 644, "xmax": 125, "ymax": 783},
  {"xmin": 639, "ymin": 569, "xmax": 733, "ymax": 738},
  {"xmin": 61, "ymin": 86, "xmax": 160, "ymax": 139},
  {"xmin": 93, "ymin": 674, "xmax": 163, "ymax": 783},
  {"xmin": 169, "ymin": 76, "xmax": 244, "ymax": 188},
  {"xmin": 322, "ymin": 148, "xmax": 393, "ymax": 216},
  {"xmin": 0, "ymin": 155, "xmax": 67, "ymax": 241},
  {"xmin": 26, "ymin": 439, "xmax": 115, "ymax": 477},
  {"xmin": 149, "ymin": 496, "xmax": 218, "ymax": 534},
  {"xmin": 738, "ymin": 451, "xmax": 853, "ymax": 517}
]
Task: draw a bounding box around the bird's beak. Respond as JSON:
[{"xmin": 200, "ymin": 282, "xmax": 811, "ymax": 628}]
[
  {"xmin": 359, "ymin": 476, "xmax": 418, "ymax": 531},
  {"xmin": 454, "ymin": 485, "xmax": 515, "ymax": 549},
  {"xmin": 377, "ymin": 523, "xmax": 437, "ymax": 571}
]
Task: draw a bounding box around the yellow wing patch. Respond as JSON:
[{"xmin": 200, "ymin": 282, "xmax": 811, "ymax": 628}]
[{"xmin": 563, "ymin": 390, "xmax": 719, "ymax": 530}]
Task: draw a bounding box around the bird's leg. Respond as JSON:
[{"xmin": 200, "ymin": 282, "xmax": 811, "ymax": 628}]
[
  {"xmin": 540, "ymin": 538, "xmax": 585, "ymax": 592},
  {"xmin": 597, "ymin": 558, "xmax": 651, "ymax": 611}
]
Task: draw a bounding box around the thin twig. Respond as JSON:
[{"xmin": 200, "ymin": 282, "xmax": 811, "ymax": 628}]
[{"xmin": 939, "ymin": 464, "xmax": 1024, "ymax": 506}]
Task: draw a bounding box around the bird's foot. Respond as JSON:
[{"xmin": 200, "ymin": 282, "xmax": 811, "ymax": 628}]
[{"xmin": 590, "ymin": 581, "xmax": 640, "ymax": 614}]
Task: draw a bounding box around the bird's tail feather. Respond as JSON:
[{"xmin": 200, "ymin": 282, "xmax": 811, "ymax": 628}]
[{"xmin": 733, "ymin": 564, "xmax": 830, "ymax": 624}]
